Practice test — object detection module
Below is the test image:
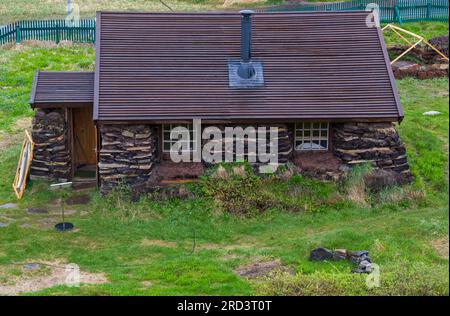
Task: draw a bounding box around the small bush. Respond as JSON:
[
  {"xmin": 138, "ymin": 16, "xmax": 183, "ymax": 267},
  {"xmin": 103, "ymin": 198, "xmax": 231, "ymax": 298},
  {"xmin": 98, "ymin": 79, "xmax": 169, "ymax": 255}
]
[
  {"xmin": 200, "ymin": 163, "xmax": 277, "ymax": 216},
  {"xmin": 343, "ymin": 163, "xmax": 373, "ymax": 207},
  {"xmin": 92, "ymin": 183, "xmax": 158, "ymax": 221}
]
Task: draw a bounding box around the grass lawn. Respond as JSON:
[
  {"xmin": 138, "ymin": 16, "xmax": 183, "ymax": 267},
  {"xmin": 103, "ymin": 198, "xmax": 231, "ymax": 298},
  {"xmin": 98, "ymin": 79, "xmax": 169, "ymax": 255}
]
[
  {"xmin": 0, "ymin": 11, "xmax": 449, "ymax": 295},
  {"xmin": 0, "ymin": 0, "xmax": 283, "ymax": 24},
  {"xmin": 0, "ymin": 41, "xmax": 448, "ymax": 296}
]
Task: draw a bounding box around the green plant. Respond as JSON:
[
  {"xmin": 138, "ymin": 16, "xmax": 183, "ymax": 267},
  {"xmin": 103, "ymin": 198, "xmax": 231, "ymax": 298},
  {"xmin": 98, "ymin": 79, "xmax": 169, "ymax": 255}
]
[
  {"xmin": 343, "ymin": 163, "xmax": 373, "ymax": 207},
  {"xmin": 200, "ymin": 163, "xmax": 277, "ymax": 216}
]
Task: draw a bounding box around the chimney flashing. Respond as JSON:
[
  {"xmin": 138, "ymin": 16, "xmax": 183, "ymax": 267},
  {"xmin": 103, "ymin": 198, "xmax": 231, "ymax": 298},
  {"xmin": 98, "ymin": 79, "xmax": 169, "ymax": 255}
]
[
  {"xmin": 228, "ymin": 10, "xmax": 264, "ymax": 89},
  {"xmin": 228, "ymin": 59, "xmax": 264, "ymax": 89}
]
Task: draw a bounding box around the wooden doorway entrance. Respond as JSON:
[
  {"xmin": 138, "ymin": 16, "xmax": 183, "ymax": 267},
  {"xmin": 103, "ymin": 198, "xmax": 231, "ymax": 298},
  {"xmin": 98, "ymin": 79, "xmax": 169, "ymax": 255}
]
[{"xmin": 72, "ymin": 106, "xmax": 97, "ymax": 180}]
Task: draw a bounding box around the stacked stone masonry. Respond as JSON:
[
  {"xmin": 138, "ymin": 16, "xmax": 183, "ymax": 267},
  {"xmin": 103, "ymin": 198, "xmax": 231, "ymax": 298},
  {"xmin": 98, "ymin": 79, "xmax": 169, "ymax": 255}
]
[
  {"xmin": 30, "ymin": 109, "xmax": 71, "ymax": 181},
  {"xmin": 99, "ymin": 125, "xmax": 158, "ymax": 194},
  {"xmin": 333, "ymin": 122, "xmax": 413, "ymax": 183}
]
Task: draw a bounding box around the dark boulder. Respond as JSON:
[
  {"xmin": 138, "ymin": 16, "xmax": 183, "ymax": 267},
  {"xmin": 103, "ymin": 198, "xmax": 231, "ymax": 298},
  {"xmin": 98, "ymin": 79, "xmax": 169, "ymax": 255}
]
[{"xmin": 310, "ymin": 248, "xmax": 333, "ymax": 261}]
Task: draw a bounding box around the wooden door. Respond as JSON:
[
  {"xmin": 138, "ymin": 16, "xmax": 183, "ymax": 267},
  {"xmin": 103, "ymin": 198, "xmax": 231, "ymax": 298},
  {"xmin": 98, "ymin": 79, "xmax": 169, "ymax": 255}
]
[{"xmin": 72, "ymin": 107, "xmax": 96, "ymax": 166}]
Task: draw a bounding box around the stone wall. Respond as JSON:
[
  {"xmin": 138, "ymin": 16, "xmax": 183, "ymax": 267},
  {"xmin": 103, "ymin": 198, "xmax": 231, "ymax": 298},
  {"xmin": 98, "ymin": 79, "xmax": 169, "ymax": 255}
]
[
  {"xmin": 99, "ymin": 124, "xmax": 158, "ymax": 194},
  {"xmin": 30, "ymin": 109, "xmax": 71, "ymax": 181},
  {"xmin": 392, "ymin": 61, "xmax": 448, "ymax": 79},
  {"xmin": 333, "ymin": 122, "xmax": 413, "ymax": 183}
]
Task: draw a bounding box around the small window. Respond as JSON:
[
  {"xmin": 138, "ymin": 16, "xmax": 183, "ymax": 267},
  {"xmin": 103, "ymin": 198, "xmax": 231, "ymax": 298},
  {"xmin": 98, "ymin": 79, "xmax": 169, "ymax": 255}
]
[
  {"xmin": 295, "ymin": 122, "xmax": 329, "ymax": 151},
  {"xmin": 162, "ymin": 124, "xmax": 197, "ymax": 153}
]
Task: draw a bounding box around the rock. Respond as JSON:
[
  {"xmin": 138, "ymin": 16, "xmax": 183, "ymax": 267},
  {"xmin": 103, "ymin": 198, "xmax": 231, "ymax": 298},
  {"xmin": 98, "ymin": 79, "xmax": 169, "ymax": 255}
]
[
  {"xmin": 423, "ymin": 111, "xmax": 442, "ymax": 116},
  {"xmin": 363, "ymin": 169, "xmax": 403, "ymax": 192},
  {"xmin": 27, "ymin": 208, "xmax": 49, "ymax": 214},
  {"xmin": 310, "ymin": 248, "xmax": 334, "ymax": 261},
  {"xmin": 23, "ymin": 263, "xmax": 40, "ymax": 271},
  {"xmin": 0, "ymin": 222, "xmax": 9, "ymax": 228},
  {"xmin": 352, "ymin": 260, "xmax": 373, "ymax": 274},
  {"xmin": 135, "ymin": 133, "xmax": 151, "ymax": 139},
  {"xmin": 121, "ymin": 130, "xmax": 134, "ymax": 138},
  {"xmin": 0, "ymin": 203, "xmax": 18, "ymax": 209},
  {"xmin": 332, "ymin": 249, "xmax": 348, "ymax": 260}
]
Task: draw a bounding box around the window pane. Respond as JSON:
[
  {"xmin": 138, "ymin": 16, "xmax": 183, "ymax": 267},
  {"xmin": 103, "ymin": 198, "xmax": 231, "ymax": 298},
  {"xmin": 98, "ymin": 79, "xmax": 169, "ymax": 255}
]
[
  {"xmin": 164, "ymin": 142, "xmax": 171, "ymax": 151},
  {"xmin": 295, "ymin": 122, "xmax": 328, "ymax": 151}
]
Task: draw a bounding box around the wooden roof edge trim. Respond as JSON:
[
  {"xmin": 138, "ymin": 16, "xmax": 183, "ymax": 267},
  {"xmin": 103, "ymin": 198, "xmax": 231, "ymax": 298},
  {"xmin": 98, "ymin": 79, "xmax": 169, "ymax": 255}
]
[
  {"xmin": 97, "ymin": 10, "xmax": 370, "ymax": 16},
  {"xmin": 376, "ymin": 26, "xmax": 404, "ymax": 123},
  {"xmin": 93, "ymin": 11, "xmax": 101, "ymax": 121},
  {"xmin": 29, "ymin": 70, "xmax": 39, "ymax": 106},
  {"xmin": 32, "ymin": 102, "xmax": 93, "ymax": 108},
  {"xmin": 36, "ymin": 70, "xmax": 95, "ymax": 74},
  {"xmin": 96, "ymin": 117, "xmax": 399, "ymax": 125}
]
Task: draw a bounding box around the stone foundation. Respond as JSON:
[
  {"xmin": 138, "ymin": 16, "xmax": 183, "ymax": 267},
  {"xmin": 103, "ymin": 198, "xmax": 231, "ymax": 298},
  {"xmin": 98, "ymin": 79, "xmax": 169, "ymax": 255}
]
[
  {"xmin": 333, "ymin": 122, "xmax": 413, "ymax": 183},
  {"xmin": 99, "ymin": 124, "xmax": 158, "ymax": 194},
  {"xmin": 30, "ymin": 109, "xmax": 71, "ymax": 181}
]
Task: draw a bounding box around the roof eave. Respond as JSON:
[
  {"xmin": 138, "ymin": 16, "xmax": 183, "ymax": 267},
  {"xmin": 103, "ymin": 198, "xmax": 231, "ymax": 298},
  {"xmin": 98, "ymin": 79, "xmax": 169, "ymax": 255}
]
[
  {"xmin": 93, "ymin": 11, "xmax": 101, "ymax": 121},
  {"xmin": 376, "ymin": 26, "xmax": 404, "ymax": 123},
  {"xmin": 29, "ymin": 70, "xmax": 39, "ymax": 107}
]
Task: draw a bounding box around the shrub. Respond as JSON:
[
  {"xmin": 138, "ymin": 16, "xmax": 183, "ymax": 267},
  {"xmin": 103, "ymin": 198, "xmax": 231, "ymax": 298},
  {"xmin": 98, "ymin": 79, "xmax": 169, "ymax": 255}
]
[
  {"xmin": 343, "ymin": 163, "xmax": 373, "ymax": 207},
  {"xmin": 200, "ymin": 163, "xmax": 276, "ymax": 216}
]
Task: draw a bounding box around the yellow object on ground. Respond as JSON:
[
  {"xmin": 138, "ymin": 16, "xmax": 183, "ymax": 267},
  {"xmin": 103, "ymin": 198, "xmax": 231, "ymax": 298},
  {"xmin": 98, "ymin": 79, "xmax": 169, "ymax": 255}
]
[{"xmin": 382, "ymin": 24, "xmax": 449, "ymax": 65}]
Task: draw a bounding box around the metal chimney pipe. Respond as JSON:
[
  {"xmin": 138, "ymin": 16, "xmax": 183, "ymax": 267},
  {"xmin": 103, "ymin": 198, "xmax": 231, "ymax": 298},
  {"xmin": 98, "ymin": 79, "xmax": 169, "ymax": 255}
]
[
  {"xmin": 237, "ymin": 10, "xmax": 255, "ymax": 79},
  {"xmin": 240, "ymin": 10, "xmax": 253, "ymax": 63}
]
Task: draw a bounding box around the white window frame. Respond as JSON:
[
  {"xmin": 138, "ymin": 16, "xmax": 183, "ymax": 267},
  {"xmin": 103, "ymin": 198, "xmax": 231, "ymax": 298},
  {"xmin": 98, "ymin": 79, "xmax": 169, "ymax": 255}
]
[
  {"xmin": 162, "ymin": 124, "xmax": 196, "ymax": 153},
  {"xmin": 295, "ymin": 122, "xmax": 329, "ymax": 151}
]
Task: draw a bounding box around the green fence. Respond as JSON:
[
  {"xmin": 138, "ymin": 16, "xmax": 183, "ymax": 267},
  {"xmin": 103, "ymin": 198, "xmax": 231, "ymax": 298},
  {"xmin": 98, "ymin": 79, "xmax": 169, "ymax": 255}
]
[
  {"xmin": 267, "ymin": 0, "xmax": 449, "ymax": 23},
  {"xmin": 0, "ymin": 19, "xmax": 95, "ymax": 45},
  {"xmin": 1, "ymin": 1, "xmax": 448, "ymax": 46}
]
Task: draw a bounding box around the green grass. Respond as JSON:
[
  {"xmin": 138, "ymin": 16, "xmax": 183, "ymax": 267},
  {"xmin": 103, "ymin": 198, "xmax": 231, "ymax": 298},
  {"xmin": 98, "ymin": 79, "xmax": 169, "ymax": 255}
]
[
  {"xmin": 0, "ymin": 36, "xmax": 448, "ymax": 295},
  {"xmin": 382, "ymin": 21, "xmax": 449, "ymax": 46},
  {"xmin": 0, "ymin": 0, "xmax": 283, "ymax": 24}
]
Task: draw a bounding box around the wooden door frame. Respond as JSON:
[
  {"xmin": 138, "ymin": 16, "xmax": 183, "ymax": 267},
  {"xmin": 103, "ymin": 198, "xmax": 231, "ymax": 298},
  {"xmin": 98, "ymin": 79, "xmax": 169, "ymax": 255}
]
[{"xmin": 69, "ymin": 106, "xmax": 98, "ymax": 184}]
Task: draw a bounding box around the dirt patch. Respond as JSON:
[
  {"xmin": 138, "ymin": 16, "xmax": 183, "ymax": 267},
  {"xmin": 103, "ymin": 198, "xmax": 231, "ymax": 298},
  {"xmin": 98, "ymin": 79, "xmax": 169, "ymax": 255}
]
[
  {"xmin": 293, "ymin": 151, "xmax": 343, "ymax": 180},
  {"xmin": 0, "ymin": 131, "xmax": 23, "ymax": 150},
  {"xmin": 150, "ymin": 161, "xmax": 205, "ymax": 182},
  {"xmin": 0, "ymin": 260, "xmax": 107, "ymax": 296},
  {"xmin": 431, "ymin": 236, "xmax": 449, "ymax": 259},
  {"xmin": 234, "ymin": 259, "xmax": 293, "ymax": 279},
  {"xmin": 141, "ymin": 239, "xmax": 177, "ymax": 248},
  {"xmin": 197, "ymin": 242, "xmax": 262, "ymax": 251},
  {"xmin": 13, "ymin": 117, "xmax": 32, "ymax": 130}
]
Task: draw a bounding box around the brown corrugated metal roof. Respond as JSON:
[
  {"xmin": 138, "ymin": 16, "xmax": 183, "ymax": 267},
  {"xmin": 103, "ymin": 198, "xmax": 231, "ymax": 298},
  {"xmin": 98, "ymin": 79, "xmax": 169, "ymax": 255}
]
[
  {"xmin": 94, "ymin": 11, "xmax": 403, "ymax": 122},
  {"xmin": 30, "ymin": 71, "xmax": 94, "ymax": 107}
]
